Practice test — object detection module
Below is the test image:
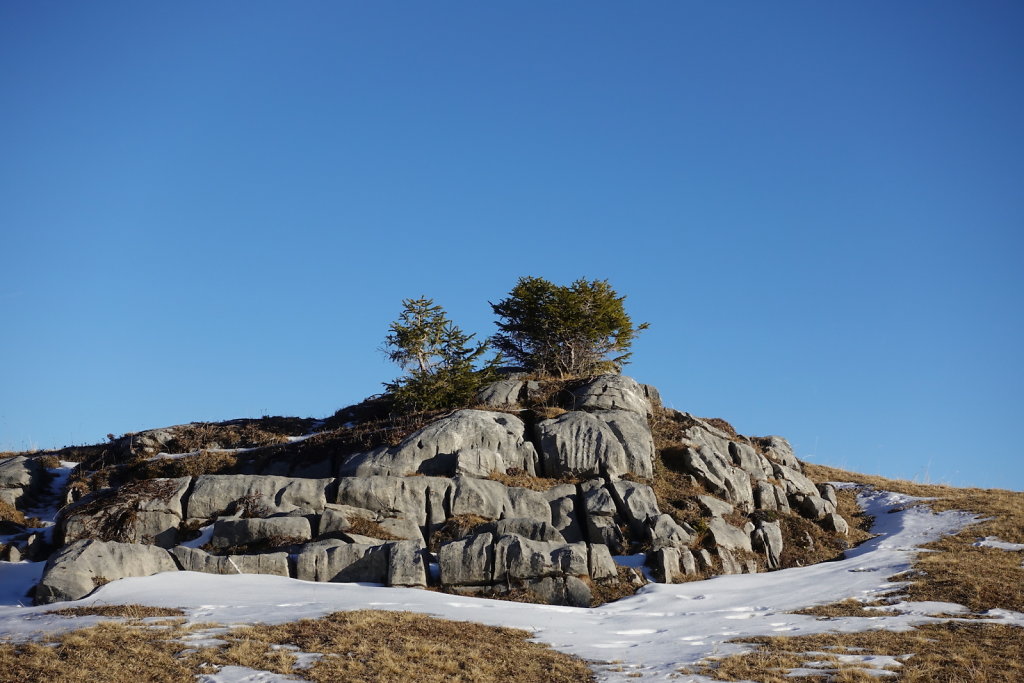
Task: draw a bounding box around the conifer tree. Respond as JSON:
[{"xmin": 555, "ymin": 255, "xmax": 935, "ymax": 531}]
[
  {"xmin": 490, "ymin": 277, "xmax": 646, "ymax": 377},
  {"xmin": 383, "ymin": 297, "xmax": 498, "ymax": 411}
]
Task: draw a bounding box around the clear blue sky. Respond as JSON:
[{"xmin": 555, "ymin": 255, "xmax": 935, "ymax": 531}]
[{"xmin": 2, "ymin": 2, "xmax": 1021, "ymax": 490}]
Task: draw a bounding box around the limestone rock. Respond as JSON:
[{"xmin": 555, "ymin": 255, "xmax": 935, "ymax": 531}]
[
  {"xmin": 571, "ymin": 374, "xmax": 651, "ymax": 416},
  {"xmin": 520, "ymin": 576, "xmax": 591, "ymax": 608},
  {"xmin": 588, "ymin": 543, "xmax": 618, "ymax": 581},
  {"xmin": 474, "ymin": 380, "xmax": 525, "ymax": 407},
  {"xmin": 652, "ymin": 547, "xmax": 684, "ymax": 583},
  {"xmin": 335, "ymin": 476, "xmax": 451, "ymax": 529},
  {"xmin": 580, "ymin": 479, "xmax": 625, "ymax": 553},
  {"xmin": 537, "ymin": 409, "xmax": 653, "ymax": 479},
  {"xmin": 758, "ymin": 436, "xmax": 800, "ymax": 469},
  {"xmin": 477, "ymin": 518, "xmax": 563, "ymax": 543},
  {"xmin": 388, "ymin": 540, "xmax": 428, "ymax": 587},
  {"xmin": 438, "ymin": 532, "xmax": 494, "ymax": 586},
  {"xmin": 609, "ymin": 480, "xmax": 660, "ymax": 536},
  {"xmin": 648, "ymin": 514, "xmax": 694, "ymax": 550},
  {"xmin": 681, "ymin": 447, "xmax": 754, "ymax": 510},
  {"xmin": 295, "ymin": 542, "xmax": 390, "ymax": 583},
  {"xmin": 697, "ymin": 495, "xmax": 734, "ymax": 518},
  {"xmin": 340, "ymin": 410, "xmax": 539, "ymax": 478},
  {"xmin": 187, "ymin": 475, "xmax": 331, "ymax": 519},
  {"xmin": 35, "ymin": 539, "xmax": 177, "ymax": 604},
  {"xmin": 707, "ymin": 517, "xmax": 753, "ymax": 553},
  {"xmin": 542, "ymin": 484, "xmax": 584, "ymax": 543},
  {"xmin": 751, "ymin": 520, "xmax": 783, "ymax": 569},
  {"xmin": 822, "ymin": 512, "xmax": 850, "ymax": 535},
  {"xmin": 492, "ymin": 535, "xmax": 589, "ymax": 583},
  {"xmin": 171, "ymin": 546, "xmax": 288, "ymax": 576},
  {"xmin": 449, "ymin": 476, "xmax": 551, "ymax": 524},
  {"xmin": 210, "ymin": 516, "xmax": 312, "ymax": 551},
  {"xmin": 0, "ymin": 456, "xmax": 44, "ymax": 490}
]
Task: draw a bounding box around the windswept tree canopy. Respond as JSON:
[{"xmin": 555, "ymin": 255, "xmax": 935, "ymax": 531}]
[
  {"xmin": 383, "ymin": 297, "xmax": 498, "ymax": 411},
  {"xmin": 490, "ymin": 277, "xmax": 646, "ymax": 378}
]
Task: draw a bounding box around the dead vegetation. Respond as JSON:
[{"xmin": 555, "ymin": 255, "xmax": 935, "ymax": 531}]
[
  {"xmin": 487, "ymin": 467, "xmax": 581, "ymax": 491},
  {"xmin": 689, "ymin": 622, "xmax": 1024, "ymax": 682},
  {"xmin": 344, "ymin": 516, "xmax": 404, "ymax": 541},
  {"xmin": 0, "ymin": 610, "xmax": 594, "ymax": 683},
  {"xmin": 0, "ymin": 501, "xmax": 26, "ymax": 526},
  {"xmin": 429, "ymin": 514, "xmax": 493, "ymax": 551},
  {"xmin": 45, "ymin": 604, "xmax": 185, "ymax": 619},
  {"xmin": 61, "ymin": 478, "xmax": 184, "ymax": 543},
  {"xmin": 803, "ymin": 463, "xmax": 1024, "ymax": 613}
]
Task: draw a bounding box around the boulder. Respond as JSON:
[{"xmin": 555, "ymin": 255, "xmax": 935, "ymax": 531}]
[
  {"xmin": 753, "ymin": 481, "xmax": 791, "ymax": 513},
  {"xmin": 608, "ymin": 480, "xmax": 660, "ymax": 536},
  {"xmin": 751, "ymin": 520, "xmax": 784, "ymax": 569},
  {"xmin": 818, "ymin": 483, "xmax": 839, "ymax": 508},
  {"xmin": 450, "ymin": 476, "xmax": 551, "ymax": 524},
  {"xmin": 187, "ymin": 475, "xmax": 331, "ymax": 519},
  {"xmin": 681, "ymin": 447, "xmax": 754, "ymax": 510},
  {"xmin": 171, "ymin": 546, "xmax": 289, "ymax": 576},
  {"xmin": 652, "ymin": 547, "xmax": 684, "ymax": 583},
  {"xmin": 0, "ymin": 488, "xmax": 22, "ymax": 507},
  {"xmin": 796, "ymin": 494, "xmax": 835, "ymax": 521},
  {"xmin": 758, "ymin": 436, "xmax": 800, "ymax": 469},
  {"xmin": 340, "ymin": 410, "xmax": 539, "ymax": 478},
  {"xmin": 295, "ymin": 542, "xmax": 390, "ymax": 583},
  {"xmin": 772, "ymin": 464, "xmax": 819, "ymax": 498},
  {"xmin": 678, "ymin": 547, "xmax": 697, "ymax": 575},
  {"xmin": 542, "ymin": 484, "xmax": 584, "ymax": 543},
  {"xmin": 0, "ymin": 456, "xmax": 44, "ymax": 490},
  {"xmin": 707, "ymin": 517, "xmax": 753, "ymax": 553},
  {"xmin": 728, "ymin": 441, "xmax": 774, "ymax": 481},
  {"xmin": 571, "ymin": 374, "xmax": 650, "ymax": 416},
  {"xmin": 474, "ymin": 380, "xmax": 525, "ymax": 407},
  {"xmin": 519, "ymin": 576, "xmax": 592, "ymax": 608},
  {"xmin": 438, "ymin": 532, "xmax": 494, "ymax": 586},
  {"xmin": 648, "ymin": 514, "xmax": 694, "ymax": 550},
  {"xmin": 61, "ymin": 478, "xmax": 192, "ymax": 549},
  {"xmin": 35, "ymin": 539, "xmax": 177, "ymax": 604},
  {"xmin": 822, "ymin": 512, "xmax": 850, "ymax": 535},
  {"xmin": 580, "ymin": 480, "xmax": 625, "ymax": 553},
  {"xmin": 493, "ymin": 535, "xmax": 589, "ymax": 583},
  {"xmin": 537, "ymin": 410, "xmax": 653, "ymax": 479},
  {"xmin": 696, "ymin": 495, "xmax": 734, "ymax": 518},
  {"xmin": 209, "ymin": 516, "xmax": 312, "ymax": 551},
  {"xmin": 477, "ymin": 518, "xmax": 563, "ymax": 542},
  {"xmin": 717, "ymin": 547, "xmax": 742, "ymax": 575},
  {"xmin": 319, "ymin": 505, "xmax": 421, "ymax": 542},
  {"xmin": 388, "ymin": 540, "xmax": 428, "ymax": 587},
  {"xmin": 588, "ymin": 543, "xmax": 618, "ymax": 581},
  {"xmin": 335, "ymin": 476, "xmax": 451, "ymax": 529}
]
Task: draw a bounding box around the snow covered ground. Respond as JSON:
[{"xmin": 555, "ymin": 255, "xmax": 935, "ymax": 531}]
[{"xmin": 2, "ymin": 488, "xmax": 1022, "ymax": 681}]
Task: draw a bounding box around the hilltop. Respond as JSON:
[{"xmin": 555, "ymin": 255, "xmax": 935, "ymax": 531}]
[{"xmin": 1, "ymin": 374, "xmax": 1022, "ymax": 681}]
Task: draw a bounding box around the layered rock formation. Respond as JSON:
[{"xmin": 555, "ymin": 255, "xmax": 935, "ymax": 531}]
[{"xmin": 0, "ymin": 375, "xmax": 852, "ymax": 607}]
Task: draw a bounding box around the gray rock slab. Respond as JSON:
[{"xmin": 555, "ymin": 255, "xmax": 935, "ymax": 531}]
[
  {"xmin": 187, "ymin": 475, "xmax": 331, "ymax": 519},
  {"xmin": 474, "ymin": 380, "xmax": 525, "ymax": 407},
  {"xmin": 35, "ymin": 539, "xmax": 177, "ymax": 604},
  {"xmin": 492, "ymin": 535, "xmax": 589, "ymax": 583},
  {"xmin": 609, "ymin": 480, "xmax": 660, "ymax": 535},
  {"xmin": 751, "ymin": 520, "xmax": 784, "ymax": 569},
  {"xmin": 295, "ymin": 542, "xmax": 390, "ymax": 583},
  {"xmin": 171, "ymin": 546, "xmax": 289, "ymax": 576},
  {"xmin": 335, "ymin": 475, "xmax": 451, "ymax": 528},
  {"xmin": 707, "ymin": 517, "xmax": 753, "ymax": 552},
  {"xmin": 210, "ymin": 516, "xmax": 312, "ymax": 550},
  {"xmin": 439, "ymin": 532, "xmax": 495, "ymax": 586},
  {"xmin": 340, "ymin": 410, "xmax": 539, "ymax": 478},
  {"xmin": 388, "ymin": 540, "xmax": 427, "ymax": 587},
  {"xmin": 571, "ymin": 374, "xmax": 650, "ymax": 416},
  {"xmin": 542, "ymin": 484, "xmax": 583, "ymax": 543}
]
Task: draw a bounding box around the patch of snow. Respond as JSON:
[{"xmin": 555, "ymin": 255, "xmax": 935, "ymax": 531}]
[
  {"xmin": 285, "ymin": 433, "xmax": 318, "ymax": 443},
  {"xmin": 0, "ymin": 488, "xmax": 1021, "ymax": 681},
  {"xmin": 181, "ymin": 524, "xmax": 216, "ymax": 549},
  {"xmin": 0, "ymin": 561, "xmax": 45, "ymax": 607},
  {"xmin": 196, "ymin": 665, "xmax": 299, "ymax": 682},
  {"xmin": 973, "ymin": 536, "xmax": 1024, "ymax": 551},
  {"xmin": 613, "ymin": 553, "xmax": 654, "ymax": 581}
]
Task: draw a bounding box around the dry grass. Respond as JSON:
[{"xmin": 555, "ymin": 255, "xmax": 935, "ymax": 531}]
[
  {"xmin": 429, "ymin": 513, "xmax": 493, "ymax": 551},
  {"xmin": 345, "ymin": 516, "xmax": 404, "ymax": 541},
  {"xmin": 791, "ymin": 597, "xmax": 894, "ymax": 619},
  {"xmin": 0, "ymin": 610, "xmax": 594, "ymax": 683},
  {"xmin": 45, "ymin": 604, "xmax": 185, "ymax": 619},
  {"xmin": 0, "ymin": 501, "xmax": 26, "ymax": 526},
  {"xmin": 803, "ymin": 463, "xmax": 1024, "ymax": 613},
  {"xmin": 691, "ymin": 622, "xmax": 1024, "ymax": 682},
  {"xmin": 62, "ymin": 479, "xmax": 183, "ymax": 544},
  {"xmin": 487, "ymin": 467, "xmax": 581, "ymax": 491}
]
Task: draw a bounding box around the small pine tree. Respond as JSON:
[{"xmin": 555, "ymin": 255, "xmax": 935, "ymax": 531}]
[
  {"xmin": 383, "ymin": 297, "xmax": 498, "ymax": 411},
  {"xmin": 490, "ymin": 277, "xmax": 646, "ymax": 377}
]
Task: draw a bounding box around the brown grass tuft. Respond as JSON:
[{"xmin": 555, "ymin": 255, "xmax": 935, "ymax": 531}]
[
  {"xmin": 487, "ymin": 468, "xmax": 581, "ymax": 491},
  {"xmin": 0, "ymin": 501, "xmax": 26, "ymax": 526},
  {"xmin": 429, "ymin": 514, "xmax": 493, "ymax": 551},
  {"xmin": 45, "ymin": 604, "xmax": 185, "ymax": 619}
]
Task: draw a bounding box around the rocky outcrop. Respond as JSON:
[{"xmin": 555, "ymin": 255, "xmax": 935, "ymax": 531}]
[
  {"xmin": 340, "ymin": 410, "xmax": 539, "ymax": 478},
  {"xmin": 36, "ymin": 540, "xmax": 177, "ymax": 604},
  {"xmin": 23, "ymin": 374, "xmax": 855, "ymax": 608}
]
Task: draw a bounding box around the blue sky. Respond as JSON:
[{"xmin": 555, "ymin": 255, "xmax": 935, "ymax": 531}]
[{"xmin": 2, "ymin": 2, "xmax": 1021, "ymax": 489}]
